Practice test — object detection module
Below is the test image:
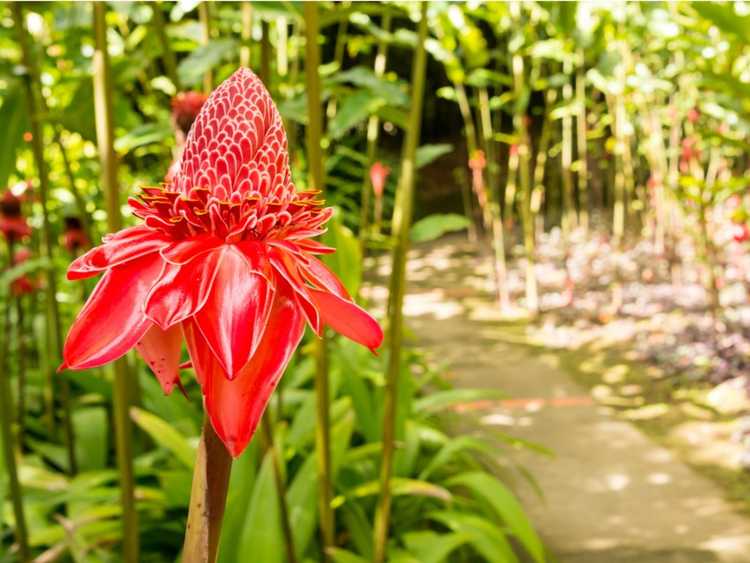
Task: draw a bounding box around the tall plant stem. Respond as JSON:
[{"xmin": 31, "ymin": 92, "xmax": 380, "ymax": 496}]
[
  {"xmin": 93, "ymin": 4, "xmax": 138, "ymax": 560},
  {"xmin": 303, "ymin": 4, "xmax": 334, "ymax": 557},
  {"xmin": 477, "ymin": 87, "xmax": 510, "ymax": 309},
  {"xmin": 199, "ymin": 2, "xmax": 213, "ymax": 93},
  {"xmin": 260, "ymin": 20, "xmax": 272, "ymax": 91},
  {"xmin": 1, "ymin": 248, "xmax": 30, "ymax": 561},
  {"xmin": 511, "ymin": 49, "xmax": 538, "ymax": 315},
  {"xmin": 15, "ymin": 293, "xmax": 27, "ymax": 440},
  {"xmin": 373, "ymin": 6, "xmax": 428, "ymax": 563},
  {"xmin": 576, "ymin": 49, "xmax": 589, "ymax": 233},
  {"xmin": 531, "ymin": 88, "xmax": 556, "ymax": 234},
  {"xmin": 325, "ymin": 2, "xmax": 350, "ymax": 121},
  {"xmin": 360, "ymin": 10, "xmax": 392, "ymax": 242},
  {"xmin": 12, "ymin": 1, "xmax": 77, "ymax": 476},
  {"xmin": 561, "ymin": 58, "xmax": 576, "ymax": 237},
  {"xmin": 240, "ymin": 2, "xmax": 253, "ymax": 68},
  {"xmin": 152, "ymin": 1, "xmax": 181, "ymax": 90},
  {"xmin": 183, "ymin": 419, "xmax": 233, "ymax": 563},
  {"xmin": 261, "ymin": 417, "xmax": 298, "ymax": 563}
]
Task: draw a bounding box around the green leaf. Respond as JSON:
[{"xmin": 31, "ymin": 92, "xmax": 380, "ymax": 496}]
[
  {"xmin": 692, "ymin": 3, "xmax": 750, "ymax": 44},
  {"xmin": 129, "ymin": 407, "xmax": 196, "ymax": 468},
  {"xmin": 0, "ymin": 80, "xmax": 30, "ymax": 190},
  {"xmin": 329, "ymin": 549, "xmax": 369, "ymax": 563},
  {"xmin": 322, "ymin": 210, "xmax": 362, "ymax": 295},
  {"xmin": 410, "ymin": 214, "xmax": 471, "ymax": 243},
  {"xmin": 402, "ymin": 531, "xmax": 471, "ymax": 563},
  {"xmin": 345, "ymin": 478, "xmax": 452, "ymax": 502},
  {"xmin": 415, "ymin": 143, "xmax": 453, "ymax": 169},
  {"xmin": 328, "ymin": 90, "xmax": 385, "ymax": 140},
  {"xmin": 448, "ymin": 472, "xmax": 544, "ymax": 563},
  {"xmin": 430, "ymin": 511, "xmax": 519, "ymax": 563},
  {"xmin": 177, "ymin": 39, "xmax": 238, "ymax": 87},
  {"xmin": 414, "ymin": 388, "xmax": 507, "ymax": 413},
  {"xmin": 114, "ymin": 122, "xmax": 173, "ymax": 154},
  {"xmin": 330, "ymin": 66, "xmax": 408, "ymax": 107}
]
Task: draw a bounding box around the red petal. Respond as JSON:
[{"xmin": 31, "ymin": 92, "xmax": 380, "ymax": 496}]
[
  {"xmin": 194, "ymin": 245, "xmax": 275, "ymax": 379},
  {"xmin": 293, "ymin": 240, "xmax": 336, "ymax": 254},
  {"xmin": 308, "ymin": 289, "xmax": 383, "ymax": 352},
  {"xmin": 204, "ymin": 291, "xmax": 304, "ymax": 457},
  {"xmin": 300, "ymin": 256, "xmax": 350, "ymax": 298},
  {"xmin": 160, "ymin": 235, "xmax": 222, "ymax": 265},
  {"xmin": 144, "ymin": 247, "xmax": 224, "ymax": 330},
  {"xmin": 67, "ymin": 226, "xmax": 169, "ymax": 281},
  {"xmin": 267, "ymin": 246, "xmax": 321, "ymax": 334},
  {"xmin": 63, "ymin": 254, "xmax": 164, "ymax": 369},
  {"xmin": 135, "ymin": 324, "xmax": 183, "ymax": 395}
]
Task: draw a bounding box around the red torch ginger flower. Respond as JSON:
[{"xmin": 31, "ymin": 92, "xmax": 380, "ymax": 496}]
[
  {"xmin": 63, "ymin": 217, "xmax": 90, "ymax": 254},
  {"xmin": 62, "ymin": 68, "xmax": 383, "ymax": 456},
  {"xmin": 369, "ymin": 161, "xmax": 390, "ymax": 198},
  {"xmin": 172, "ymin": 91, "xmax": 209, "ymax": 137},
  {"xmin": 10, "ymin": 247, "xmax": 36, "ymax": 296},
  {"xmin": 0, "ymin": 190, "xmax": 31, "ymax": 243}
]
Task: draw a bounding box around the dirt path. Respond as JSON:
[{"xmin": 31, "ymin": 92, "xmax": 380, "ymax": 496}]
[{"xmin": 367, "ymin": 238, "xmax": 750, "ymax": 563}]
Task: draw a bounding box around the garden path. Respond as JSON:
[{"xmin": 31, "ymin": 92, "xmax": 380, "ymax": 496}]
[{"xmin": 366, "ymin": 236, "xmax": 750, "ymax": 563}]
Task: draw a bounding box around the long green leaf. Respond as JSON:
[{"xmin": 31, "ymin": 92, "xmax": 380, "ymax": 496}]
[{"xmin": 129, "ymin": 407, "xmax": 196, "ymax": 468}]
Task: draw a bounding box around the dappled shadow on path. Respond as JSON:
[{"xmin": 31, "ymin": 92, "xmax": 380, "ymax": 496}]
[{"xmin": 364, "ymin": 235, "xmax": 750, "ymax": 563}]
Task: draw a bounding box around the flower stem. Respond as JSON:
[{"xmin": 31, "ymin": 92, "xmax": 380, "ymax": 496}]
[
  {"xmin": 359, "ymin": 10, "xmax": 392, "ymax": 244},
  {"xmin": 183, "ymin": 419, "xmax": 233, "ymax": 563},
  {"xmin": 152, "ymin": 1, "xmax": 181, "ymax": 90},
  {"xmin": 11, "ymin": 1, "xmax": 77, "ymax": 476},
  {"xmin": 372, "ymin": 5, "xmax": 428, "ymax": 563},
  {"xmin": 240, "ymin": 2, "xmax": 253, "ymax": 69},
  {"xmin": 1, "ymin": 248, "xmax": 30, "ymax": 561},
  {"xmin": 93, "ymin": 4, "xmax": 139, "ymax": 560},
  {"xmin": 303, "ymin": 4, "xmax": 335, "ymax": 556}
]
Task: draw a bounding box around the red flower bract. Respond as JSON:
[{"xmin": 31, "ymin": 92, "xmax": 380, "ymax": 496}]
[
  {"xmin": 172, "ymin": 91, "xmax": 209, "ymax": 136},
  {"xmin": 0, "ymin": 190, "xmax": 31, "ymax": 243},
  {"xmin": 63, "ymin": 68, "xmax": 384, "ymax": 457},
  {"xmin": 369, "ymin": 161, "xmax": 390, "ymax": 198}
]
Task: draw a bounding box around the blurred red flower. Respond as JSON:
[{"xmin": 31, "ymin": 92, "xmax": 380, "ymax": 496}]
[
  {"xmin": 369, "ymin": 161, "xmax": 390, "ymax": 198},
  {"xmin": 63, "ymin": 68, "xmax": 383, "ymax": 456},
  {"xmin": 0, "ymin": 190, "xmax": 31, "ymax": 243},
  {"xmin": 63, "ymin": 216, "xmax": 90, "ymax": 254},
  {"xmin": 10, "ymin": 247, "xmax": 37, "ymax": 296},
  {"xmin": 171, "ymin": 91, "xmax": 209, "ymax": 136}
]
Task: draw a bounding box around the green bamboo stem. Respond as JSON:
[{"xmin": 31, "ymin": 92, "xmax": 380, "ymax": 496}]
[
  {"xmin": 92, "ymin": 4, "xmax": 139, "ymax": 560},
  {"xmin": 152, "ymin": 1, "xmax": 181, "ymax": 90},
  {"xmin": 612, "ymin": 92, "xmax": 626, "ymax": 246},
  {"xmin": 303, "ymin": 4, "xmax": 335, "ymax": 557},
  {"xmin": 199, "ymin": 2, "xmax": 213, "ymax": 93},
  {"xmin": 530, "ymin": 88, "xmax": 556, "ymax": 228},
  {"xmin": 325, "ymin": 2, "xmax": 350, "ymax": 121},
  {"xmin": 14, "ymin": 290, "xmax": 27, "ymax": 441},
  {"xmin": 575, "ymin": 49, "xmax": 589, "ymax": 233},
  {"xmin": 561, "ymin": 58, "xmax": 576, "ymax": 236},
  {"xmin": 261, "ymin": 416, "xmax": 298, "ymax": 563},
  {"xmin": 240, "ymin": 2, "xmax": 253, "ymax": 69},
  {"xmin": 359, "ymin": 10, "xmax": 392, "ymax": 242},
  {"xmin": 12, "ymin": 1, "xmax": 77, "ymax": 476},
  {"xmin": 511, "ymin": 49, "xmax": 538, "ymax": 314},
  {"xmin": 477, "ymin": 87, "xmax": 510, "ymax": 310},
  {"xmin": 261, "ymin": 20, "xmax": 272, "ymax": 91},
  {"xmin": 183, "ymin": 419, "xmax": 233, "ymax": 563},
  {"xmin": 372, "ymin": 5, "xmax": 428, "ymax": 562},
  {"xmin": 1, "ymin": 245, "xmax": 30, "ymax": 561}
]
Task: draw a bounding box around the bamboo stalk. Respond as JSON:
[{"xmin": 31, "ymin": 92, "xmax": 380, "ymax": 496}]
[
  {"xmin": 1, "ymin": 246, "xmax": 30, "ymax": 561},
  {"xmin": 360, "ymin": 10, "xmax": 392, "ymax": 242},
  {"xmin": 511, "ymin": 45, "xmax": 538, "ymax": 314},
  {"xmin": 183, "ymin": 419, "xmax": 233, "ymax": 563},
  {"xmin": 12, "ymin": 1, "xmax": 77, "ymax": 476},
  {"xmin": 14, "ymin": 290, "xmax": 27, "ymax": 440},
  {"xmin": 240, "ymin": 2, "xmax": 253, "ymax": 69},
  {"xmin": 561, "ymin": 58, "xmax": 576, "ymax": 236},
  {"xmin": 576, "ymin": 48, "xmax": 589, "ymax": 233},
  {"xmin": 261, "ymin": 20, "xmax": 272, "ymax": 91},
  {"xmin": 303, "ymin": 4, "xmax": 335, "ymax": 557},
  {"xmin": 92, "ymin": 4, "xmax": 139, "ymax": 560},
  {"xmin": 530, "ymin": 87, "xmax": 556, "ymax": 236},
  {"xmin": 199, "ymin": 2, "xmax": 213, "ymax": 93},
  {"xmin": 152, "ymin": 1, "xmax": 181, "ymax": 90},
  {"xmin": 373, "ymin": 5, "xmax": 428, "ymax": 563}
]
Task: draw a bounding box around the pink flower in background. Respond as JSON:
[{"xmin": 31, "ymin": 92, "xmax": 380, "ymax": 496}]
[
  {"xmin": 63, "ymin": 217, "xmax": 90, "ymax": 255},
  {"xmin": 468, "ymin": 149, "xmax": 488, "ymax": 209},
  {"xmin": 62, "ymin": 69, "xmax": 383, "ymax": 457},
  {"xmin": 10, "ymin": 247, "xmax": 36, "ymax": 296},
  {"xmin": 369, "ymin": 161, "xmax": 390, "ymax": 198},
  {"xmin": 0, "ymin": 190, "xmax": 31, "ymax": 243},
  {"xmin": 171, "ymin": 91, "xmax": 209, "ymax": 136}
]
